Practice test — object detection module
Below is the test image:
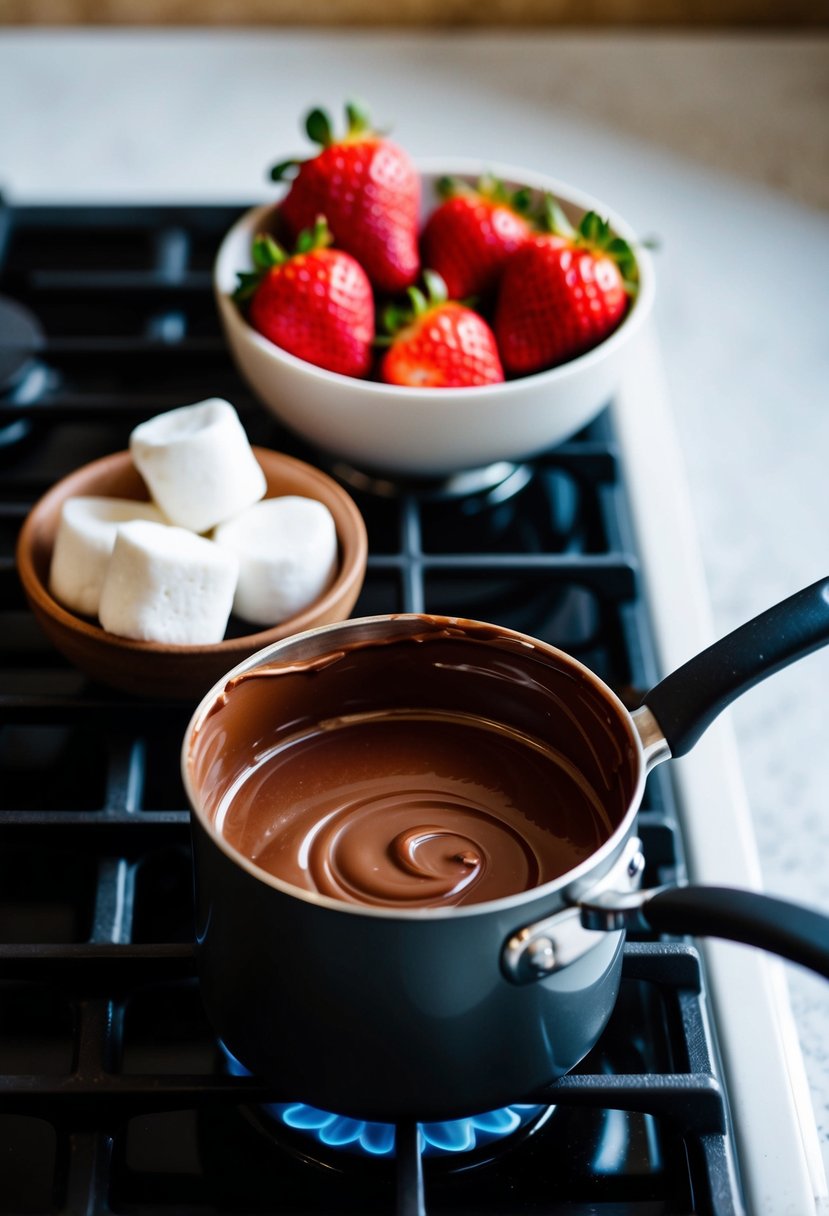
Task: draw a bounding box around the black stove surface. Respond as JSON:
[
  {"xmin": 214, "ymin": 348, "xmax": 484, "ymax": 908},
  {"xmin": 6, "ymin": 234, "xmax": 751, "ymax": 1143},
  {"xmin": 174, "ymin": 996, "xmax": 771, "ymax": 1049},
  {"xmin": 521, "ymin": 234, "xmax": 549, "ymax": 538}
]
[{"xmin": 0, "ymin": 203, "xmax": 743, "ymax": 1215}]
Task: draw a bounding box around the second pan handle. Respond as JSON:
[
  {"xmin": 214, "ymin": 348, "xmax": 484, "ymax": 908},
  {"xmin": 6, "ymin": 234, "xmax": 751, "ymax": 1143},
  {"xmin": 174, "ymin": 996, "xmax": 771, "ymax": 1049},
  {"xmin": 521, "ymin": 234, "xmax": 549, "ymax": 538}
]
[
  {"xmin": 581, "ymin": 885, "xmax": 829, "ymax": 980},
  {"xmin": 642, "ymin": 577, "xmax": 829, "ymax": 758}
]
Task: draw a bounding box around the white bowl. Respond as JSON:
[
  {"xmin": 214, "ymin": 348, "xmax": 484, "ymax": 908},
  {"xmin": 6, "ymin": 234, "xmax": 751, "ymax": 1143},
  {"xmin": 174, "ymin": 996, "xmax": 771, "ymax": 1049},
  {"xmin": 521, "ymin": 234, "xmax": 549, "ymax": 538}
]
[{"xmin": 214, "ymin": 161, "xmax": 655, "ymax": 479}]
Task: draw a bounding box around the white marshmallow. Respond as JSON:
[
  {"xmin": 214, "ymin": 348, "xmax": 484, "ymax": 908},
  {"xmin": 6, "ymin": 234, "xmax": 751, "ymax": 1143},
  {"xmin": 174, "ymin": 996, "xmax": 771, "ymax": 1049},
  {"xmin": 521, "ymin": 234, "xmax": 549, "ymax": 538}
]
[
  {"xmin": 98, "ymin": 520, "xmax": 239, "ymax": 645},
  {"xmin": 49, "ymin": 496, "xmax": 166, "ymax": 617},
  {"xmin": 213, "ymin": 496, "xmax": 338, "ymax": 626},
  {"xmin": 130, "ymin": 399, "xmax": 267, "ymax": 534}
]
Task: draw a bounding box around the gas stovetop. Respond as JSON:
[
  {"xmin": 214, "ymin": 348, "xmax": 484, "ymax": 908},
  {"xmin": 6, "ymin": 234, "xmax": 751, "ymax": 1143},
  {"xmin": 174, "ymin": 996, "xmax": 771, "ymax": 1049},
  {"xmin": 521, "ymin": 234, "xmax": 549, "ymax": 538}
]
[{"xmin": 0, "ymin": 202, "xmax": 745, "ymax": 1214}]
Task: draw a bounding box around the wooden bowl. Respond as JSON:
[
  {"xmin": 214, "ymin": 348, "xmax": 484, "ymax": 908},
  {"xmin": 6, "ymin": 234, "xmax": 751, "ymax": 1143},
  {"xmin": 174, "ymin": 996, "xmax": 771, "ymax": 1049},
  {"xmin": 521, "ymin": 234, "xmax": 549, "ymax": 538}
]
[{"xmin": 16, "ymin": 447, "xmax": 368, "ymax": 701}]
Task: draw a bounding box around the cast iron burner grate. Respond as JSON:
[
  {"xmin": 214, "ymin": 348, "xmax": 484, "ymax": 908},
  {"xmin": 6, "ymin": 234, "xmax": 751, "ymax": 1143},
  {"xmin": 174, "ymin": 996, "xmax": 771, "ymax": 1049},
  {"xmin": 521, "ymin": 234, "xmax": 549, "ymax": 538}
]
[{"xmin": 0, "ymin": 202, "xmax": 744, "ymax": 1215}]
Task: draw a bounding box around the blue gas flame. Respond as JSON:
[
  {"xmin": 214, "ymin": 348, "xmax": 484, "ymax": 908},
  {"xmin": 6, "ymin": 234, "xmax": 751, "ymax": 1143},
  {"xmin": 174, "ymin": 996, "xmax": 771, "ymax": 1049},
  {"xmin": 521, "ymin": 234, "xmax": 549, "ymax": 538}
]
[
  {"xmin": 271, "ymin": 1099, "xmax": 543, "ymax": 1157},
  {"xmin": 221, "ymin": 1043, "xmax": 544, "ymax": 1158}
]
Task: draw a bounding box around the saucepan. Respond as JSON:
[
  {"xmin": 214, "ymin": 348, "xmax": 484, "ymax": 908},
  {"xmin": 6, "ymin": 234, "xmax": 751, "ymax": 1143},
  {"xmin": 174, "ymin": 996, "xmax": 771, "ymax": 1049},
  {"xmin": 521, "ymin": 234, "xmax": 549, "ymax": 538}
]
[{"xmin": 183, "ymin": 578, "xmax": 829, "ymax": 1122}]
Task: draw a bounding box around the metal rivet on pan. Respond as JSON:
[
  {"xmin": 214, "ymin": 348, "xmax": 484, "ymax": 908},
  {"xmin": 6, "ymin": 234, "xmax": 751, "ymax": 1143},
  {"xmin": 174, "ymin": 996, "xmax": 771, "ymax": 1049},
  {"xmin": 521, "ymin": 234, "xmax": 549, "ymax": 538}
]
[{"xmin": 526, "ymin": 936, "xmax": 556, "ymax": 974}]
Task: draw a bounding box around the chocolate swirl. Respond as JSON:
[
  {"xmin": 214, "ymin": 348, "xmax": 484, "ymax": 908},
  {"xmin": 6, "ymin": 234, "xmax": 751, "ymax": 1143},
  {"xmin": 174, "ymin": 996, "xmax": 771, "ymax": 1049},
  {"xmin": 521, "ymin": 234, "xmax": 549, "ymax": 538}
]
[
  {"xmin": 302, "ymin": 792, "xmax": 543, "ymax": 907},
  {"xmin": 215, "ymin": 710, "xmax": 612, "ymax": 908}
]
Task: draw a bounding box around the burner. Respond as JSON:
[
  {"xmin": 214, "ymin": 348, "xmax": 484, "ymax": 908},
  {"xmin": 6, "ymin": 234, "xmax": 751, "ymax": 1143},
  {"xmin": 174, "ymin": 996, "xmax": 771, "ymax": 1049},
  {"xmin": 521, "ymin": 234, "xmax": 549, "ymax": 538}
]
[
  {"xmin": 221, "ymin": 1043, "xmax": 552, "ymax": 1162},
  {"xmin": 0, "ymin": 295, "xmax": 44, "ymax": 393},
  {"xmin": 266, "ymin": 1100, "xmax": 551, "ymax": 1160},
  {"xmin": 0, "ymin": 294, "xmax": 47, "ymax": 451},
  {"xmin": 330, "ymin": 458, "xmax": 533, "ymax": 502}
]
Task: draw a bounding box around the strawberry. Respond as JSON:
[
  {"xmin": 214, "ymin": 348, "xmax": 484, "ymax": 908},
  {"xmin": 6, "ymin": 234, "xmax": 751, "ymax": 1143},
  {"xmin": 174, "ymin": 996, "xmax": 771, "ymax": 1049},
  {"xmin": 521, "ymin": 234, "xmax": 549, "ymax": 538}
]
[
  {"xmin": 494, "ymin": 201, "xmax": 637, "ymax": 376},
  {"xmin": 420, "ymin": 175, "xmax": 534, "ymax": 302},
  {"xmin": 234, "ymin": 218, "xmax": 374, "ymax": 379},
  {"xmin": 272, "ymin": 101, "xmax": 420, "ymax": 296},
  {"xmin": 379, "ymin": 271, "xmax": 504, "ymax": 389}
]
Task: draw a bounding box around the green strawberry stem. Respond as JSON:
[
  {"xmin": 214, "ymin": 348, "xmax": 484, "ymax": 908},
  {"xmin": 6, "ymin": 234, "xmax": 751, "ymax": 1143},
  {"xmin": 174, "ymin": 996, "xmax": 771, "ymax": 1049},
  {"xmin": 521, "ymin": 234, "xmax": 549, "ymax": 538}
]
[
  {"xmin": 233, "ymin": 217, "xmax": 333, "ymax": 303},
  {"xmin": 540, "ymin": 194, "xmax": 576, "ymax": 240},
  {"xmin": 344, "ymin": 99, "xmax": 372, "ymax": 136},
  {"xmin": 270, "ymin": 158, "xmax": 302, "ymax": 182},
  {"xmin": 305, "ymin": 107, "xmax": 334, "ymax": 146},
  {"xmin": 540, "ymin": 193, "xmax": 640, "ymax": 292},
  {"xmin": 477, "ymin": 173, "xmax": 533, "ymax": 214},
  {"xmin": 252, "ymin": 233, "xmax": 288, "ymax": 269},
  {"xmin": 436, "ymin": 173, "xmax": 533, "ymax": 216},
  {"xmin": 307, "ymin": 99, "xmax": 372, "ymax": 145},
  {"xmin": 233, "ymin": 234, "xmax": 286, "ymax": 301},
  {"xmin": 414, "ymin": 269, "xmax": 448, "ymax": 312},
  {"xmin": 379, "ymin": 270, "xmax": 449, "ymax": 340},
  {"xmin": 271, "ymin": 99, "xmax": 376, "ymax": 181},
  {"xmin": 295, "ymin": 214, "xmax": 333, "ymax": 253}
]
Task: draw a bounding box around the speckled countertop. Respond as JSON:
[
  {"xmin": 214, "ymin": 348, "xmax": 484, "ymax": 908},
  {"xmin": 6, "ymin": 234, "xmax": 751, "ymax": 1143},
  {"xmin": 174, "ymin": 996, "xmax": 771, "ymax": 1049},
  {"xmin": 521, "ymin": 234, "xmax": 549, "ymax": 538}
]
[{"xmin": 1, "ymin": 26, "xmax": 828, "ymax": 1178}]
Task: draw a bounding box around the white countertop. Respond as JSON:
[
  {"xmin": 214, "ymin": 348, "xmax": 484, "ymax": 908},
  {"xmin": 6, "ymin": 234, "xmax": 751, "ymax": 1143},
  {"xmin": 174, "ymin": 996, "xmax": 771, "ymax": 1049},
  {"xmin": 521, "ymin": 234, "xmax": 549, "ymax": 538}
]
[{"xmin": 2, "ymin": 27, "xmax": 828, "ymax": 1179}]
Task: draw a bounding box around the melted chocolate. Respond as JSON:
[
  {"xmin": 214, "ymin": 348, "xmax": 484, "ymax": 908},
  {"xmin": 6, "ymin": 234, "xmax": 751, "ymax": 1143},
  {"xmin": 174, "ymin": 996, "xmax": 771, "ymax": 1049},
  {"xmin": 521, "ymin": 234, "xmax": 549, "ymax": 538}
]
[{"xmin": 188, "ymin": 619, "xmax": 638, "ymax": 909}]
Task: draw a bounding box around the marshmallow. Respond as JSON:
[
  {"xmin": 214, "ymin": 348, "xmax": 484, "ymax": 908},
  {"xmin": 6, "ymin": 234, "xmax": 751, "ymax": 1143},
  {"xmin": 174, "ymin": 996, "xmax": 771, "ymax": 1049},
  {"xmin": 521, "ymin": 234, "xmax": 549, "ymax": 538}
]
[
  {"xmin": 49, "ymin": 496, "xmax": 166, "ymax": 617},
  {"xmin": 213, "ymin": 496, "xmax": 338, "ymax": 626},
  {"xmin": 98, "ymin": 520, "xmax": 239, "ymax": 645},
  {"xmin": 130, "ymin": 399, "xmax": 266, "ymax": 534}
]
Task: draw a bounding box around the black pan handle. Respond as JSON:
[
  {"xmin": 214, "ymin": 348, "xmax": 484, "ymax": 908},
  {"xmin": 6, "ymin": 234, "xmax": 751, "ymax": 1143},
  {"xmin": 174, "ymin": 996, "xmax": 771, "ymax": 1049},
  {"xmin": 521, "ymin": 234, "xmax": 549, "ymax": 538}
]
[
  {"xmin": 645, "ymin": 886, "xmax": 829, "ymax": 978},
  {"xmin": 642, "ymin": 577, "xmax": 829, "ymax": 757},
  {"xmin": 582, "ymin": 885, "xmax": 829, "ymax": 979}
]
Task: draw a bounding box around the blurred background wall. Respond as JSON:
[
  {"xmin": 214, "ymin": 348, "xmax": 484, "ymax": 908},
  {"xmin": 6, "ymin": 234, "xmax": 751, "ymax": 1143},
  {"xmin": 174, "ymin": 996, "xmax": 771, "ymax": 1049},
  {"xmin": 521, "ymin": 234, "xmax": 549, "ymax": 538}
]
[{"xmin": 1, "ymin": 0, "xmax": 827, "ymax": 25}]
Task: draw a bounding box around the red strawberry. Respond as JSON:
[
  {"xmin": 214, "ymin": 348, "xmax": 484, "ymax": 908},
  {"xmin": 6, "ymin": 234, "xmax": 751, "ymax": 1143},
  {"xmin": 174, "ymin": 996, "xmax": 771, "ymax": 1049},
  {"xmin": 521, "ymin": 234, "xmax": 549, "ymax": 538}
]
[
  {"xmin": 420, "ymin": 175, "xmax": 534, "ymax": 301},
  {"xmin": 234, "ymin": 218, "xmax": 374, "ymax": 379},
  {"xmin": 494, "ymin": 202, "xmax": 637, "ymax": 376},
  {"xmin": 272, "ymin": 101, "xmax": 420, "ymax": 296},
  {"xmin": 379, "ymin": 271, "xmax": 504, "ymax": 389}
]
